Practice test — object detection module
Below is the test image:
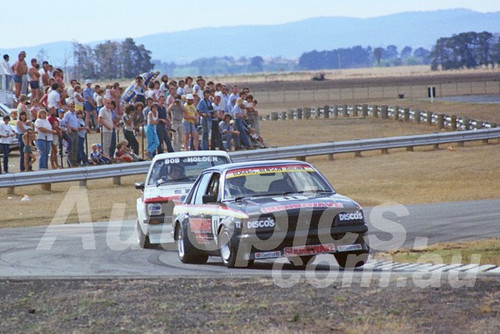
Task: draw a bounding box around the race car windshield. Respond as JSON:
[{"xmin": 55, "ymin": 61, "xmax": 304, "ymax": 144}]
[
  {"xmin": 224, "ymin": 165, "xmax": 334, "ymax": 200},
  {"xmin": 148, "ymin": 156, "xmax": 230, "ymax": 186}
]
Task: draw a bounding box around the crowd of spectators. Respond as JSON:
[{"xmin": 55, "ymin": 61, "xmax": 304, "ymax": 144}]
[{"xmin": 0, "ymin": 51, "xmax": 265, "ymax": 173}]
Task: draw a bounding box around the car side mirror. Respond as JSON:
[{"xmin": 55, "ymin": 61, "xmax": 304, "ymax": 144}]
[
  {"xmin": 134, "ymin": 182, "xmax": 145, "ymax": 190},
  {"xmin": 202, "ymin": 194, "xmax": 217, "ymax": 204}
]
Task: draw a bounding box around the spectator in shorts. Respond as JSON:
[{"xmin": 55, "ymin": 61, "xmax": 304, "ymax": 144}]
[
  {"xmin": 123, "ymin": 104, "xmax": 139, "ymax": 155},
  {"xmin": 22, "ymin": 129, "xmax": 37, "ymax": 171},
  {"xmin": 182, "ymin": 94, "xmax": 199, "ymax": 150}
]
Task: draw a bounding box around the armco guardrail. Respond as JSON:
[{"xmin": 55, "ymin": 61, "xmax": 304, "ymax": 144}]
[{"xmin": 1, "ymin": 127, "xmax": 499, "ymax": 190}]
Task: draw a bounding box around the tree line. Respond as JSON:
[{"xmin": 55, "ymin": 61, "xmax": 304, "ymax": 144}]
[
  {"xmin": 73, "ymin": 38, "xmax": 154, "ymax": 80},
  {"xmin": 69, "ymin": 31, "xmax": 500, "ymax": 80},
  {"xmin": 430, "ymin": 31, "xmax": 500, "ymax": 70}
]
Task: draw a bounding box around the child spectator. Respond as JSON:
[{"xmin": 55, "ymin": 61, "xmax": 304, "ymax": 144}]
[
  {"xmin": 22, "ymin": 129, "xmax": 37, "ymax": 171},
  {"xmin": 114, "ymin": 139, "xmax": 140, "ymax": 163},
  {"xmin": 89, "ymin": 143, "xmax": 111, "ymax": 165}
]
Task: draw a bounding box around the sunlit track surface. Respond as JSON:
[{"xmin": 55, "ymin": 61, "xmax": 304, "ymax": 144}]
[{"xmin": 0, "ymin": 199, "xmax": 499, "ymax": 279}]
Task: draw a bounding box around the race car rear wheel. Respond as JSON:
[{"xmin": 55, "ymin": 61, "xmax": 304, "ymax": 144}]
[
  {"xmin": 137, "ymin": 221, "xmax": 152, "ymax": 249},
  {"xmin": 176, "ymin": 222, "xmax": 208, "ymax": 264},
  {"xmin": 334, "ymin": 251, "xmax": 369, "ymax": 269}
]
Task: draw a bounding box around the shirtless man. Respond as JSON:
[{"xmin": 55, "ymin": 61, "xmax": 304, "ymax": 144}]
[
  {"xmin": 28, "ymin": 58, "xmax": 41, "ymax": 100},
  {"xmin": 11, "ymin": 51, "xmax": 28, "ymax": 101}
]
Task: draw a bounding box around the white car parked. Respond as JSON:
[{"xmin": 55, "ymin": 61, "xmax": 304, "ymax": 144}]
[{"xmin": 134, "ymin": 151, "xmax": 232, "ymax": 248}]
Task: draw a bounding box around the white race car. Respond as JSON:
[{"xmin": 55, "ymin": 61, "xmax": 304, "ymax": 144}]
[{"xmin": 135, "ymin": 151, "xmax": 232, "ymax": 248}]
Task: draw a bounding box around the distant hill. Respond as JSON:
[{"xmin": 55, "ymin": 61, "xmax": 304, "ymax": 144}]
[{"xmin": 2, "ymin": 9, "xmax": 500, "ymax": 65}]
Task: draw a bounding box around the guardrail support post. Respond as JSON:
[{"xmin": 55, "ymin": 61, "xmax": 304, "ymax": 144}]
[
  {"xmin": 433, "ymin": 144, "xmax": 439, "ymax": 150},
  {"xmin": 297, "ymin": 156, "xmax": 306, "ymax": 162},
  {"xmin": 406, "ymin": 146, "xmax": 414, "ymax": 152},
  {"xmin": 324, "ymin": 105, "xmax": 330, "ymax": 119},
  {"xmin": 354, "ymin": 151, "xmax": 362, "ymax": 157},
  {"xmin": 7, "ymin": 187, "xmax": 14, "ymax": 195},
  {"xmin": 79, "ymin": 180, "xmax": 87, "ymax": 187},
  {"xmin": 113, "ymin": 176, "xmax": 121, "ymax": 185},
  {"xmin": 381, "ymin": 148, "xmax": 389, "ymax": 154},
  {"xmin": 437, "ymin": 114, "xmax": 445, "ymax": 129},
  {"xmin": 328, "ymin": 153, "xmax": 334, "ymax": 161},
  {"xmin": 41, "ymin": 183, "xmax": 51, "ymax": 191}
]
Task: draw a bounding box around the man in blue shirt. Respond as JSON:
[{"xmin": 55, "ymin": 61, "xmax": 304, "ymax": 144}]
[
  {"xmin": 156, "ymin": 95, "xmax": 174, "ymax": 153},
  {"xmin": 197, "ymin": 89, "xmax": 213, "ymax": 150}
]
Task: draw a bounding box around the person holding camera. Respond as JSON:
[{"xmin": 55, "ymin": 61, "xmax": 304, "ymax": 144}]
[{"xmin": 167, "ymin": 94, "xmax": 186, "ymax": 151}]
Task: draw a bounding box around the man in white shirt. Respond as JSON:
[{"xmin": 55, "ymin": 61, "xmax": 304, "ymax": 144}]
[
  {"xmin": 98, "ymin": 99, "xmax": 114, "ymax": 157},
  {"xmin": 47, "ymin": 83, "xmax": 62, "ymax": 109},
  {"xmin": 0, "ymin": 115, "xmax": 16, "ymax": 173}
]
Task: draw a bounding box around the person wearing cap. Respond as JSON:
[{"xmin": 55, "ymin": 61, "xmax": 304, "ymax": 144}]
[
  {"xmin": 232, "ymin": 98, "xmax": 251, "ymax": 149},
  {"xmin": 182, "ymin": 94, "xmax": 199, "ymax": 150},
  {"xmin": 219, "ymin": 113, "xmax": 239, "ymax": 151},
  {"xmin": 197, "ymin": 89, "xmax": 213, "ymax": 150},
  {"xmin": 83, "ymin": 79, "xmax": 97, "ymax": 131},
  {"xmin": 211, "ymin": 92, "xmax": 225, "ymax": 150}
]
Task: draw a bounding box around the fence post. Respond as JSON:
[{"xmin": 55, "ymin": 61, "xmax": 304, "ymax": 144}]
[
  {"xmin": 333, "ymin": 106, "xmax": 339, "ymax": 118},
  {"xmin": 362, "ymin": 105, "xmax": 368, "ymax": 117},
  {"xmin": 343, "ymin": 104, "xmax": 348, "ymax": 117},
  {"xmin": 380, "ymin": 106, "xmax": 388, "ymax": 119},
  {"xmin": 352, "ymin": 105, "xmax": 359, "ymax": 117},
  {"xmin": 393, "ymin": 106, "xmax": 400, "ymax": 121},
  {"xmin": 450, "ymin": 115, "xmax": 457, "ymax": 130},
  {"xmin": 323, "ymin": 105, "xmax": 330, "ymax": 119},
  {"xmin": 304, "ymin": 107, "xmax": 311, "ymax": 119},
  {"xmin": 414, "ymin": 110, "xmax": 421, "ymax": 124},
  {"xmin": 437, "ymin": 114, "xmax": 445, "ymax": 129},
  {"xmin": 373, "ymin": 105, "xmax": 379, "ymax": 118},
  {"xmin": 281, "ymin": 111, "xmax": 287, "ymax": 120},
  {"xmin": 403, "ymin": 108, "xmax": 410, "ymax": 122},
  {"xmin": 287, "ymin": 109, "xmax": 294, "ymax": 120},
  {"xmin": 296, "ymin": 108, "xmax": 303, "ymax": 120},
  {"xmin": 426, "ymin": 111, "xmax": 433, "ymax": 126},
  {"xmin": 270, "ymin": 112, "xmax": 279, "ymax": 121}
]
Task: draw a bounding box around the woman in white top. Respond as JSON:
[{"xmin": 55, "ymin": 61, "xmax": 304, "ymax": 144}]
[
  {"xmin": 34, "ymin": 109, "xmax": 57, "ymax": 170},
  {"xmin": 145, "ymin": 104, "xmax": 160, "ymax": 158}
]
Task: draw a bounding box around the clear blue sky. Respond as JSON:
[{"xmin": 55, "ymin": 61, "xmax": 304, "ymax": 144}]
[{"xmin": 3, "ymin": 0, "xmax": 500, "ymax": 48}]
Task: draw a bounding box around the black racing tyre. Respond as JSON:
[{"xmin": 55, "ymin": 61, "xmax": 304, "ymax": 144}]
[
  {"xmin": 334, "ymin": 251, "xmax": 369, "ymax": 269},
  {"xmin": 218, "ymin": 226, "xmax": 248, "ymax": 268},
  {"xmin": 137, "ymin": 221, "xmax": 152, "ymax": 249},
  {"xmin": 176, "ymin": 223, "xmax": 208, "ymax": 264}
]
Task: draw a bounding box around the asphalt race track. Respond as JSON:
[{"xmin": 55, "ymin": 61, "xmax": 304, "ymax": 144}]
[{"xmin": 0, "ymin": 199, "xmax": 499, "ymax": 279}]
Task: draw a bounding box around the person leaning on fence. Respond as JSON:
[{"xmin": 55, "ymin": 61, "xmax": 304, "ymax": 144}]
[
  {"xmin": 0, "ymin": 115, "xmax": 16, "ymax": 173},
  {"xmin": 63, "ymin": 103, "xmax": 80, "ymax": 167},
  {"xmin": 123, "ymin": 104, "xmax": 140, "ymax": 155},
  {"xmin": 98, "ymin": 99, "xmax": 115, "ymax": 159}
]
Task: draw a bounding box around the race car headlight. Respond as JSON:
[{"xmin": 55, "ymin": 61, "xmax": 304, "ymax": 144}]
[{"xmin": 147, "ymin": 203, "xmax": 163, "ymax": 216}]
